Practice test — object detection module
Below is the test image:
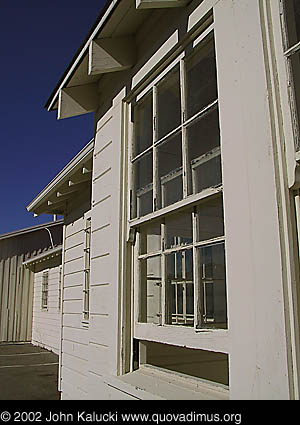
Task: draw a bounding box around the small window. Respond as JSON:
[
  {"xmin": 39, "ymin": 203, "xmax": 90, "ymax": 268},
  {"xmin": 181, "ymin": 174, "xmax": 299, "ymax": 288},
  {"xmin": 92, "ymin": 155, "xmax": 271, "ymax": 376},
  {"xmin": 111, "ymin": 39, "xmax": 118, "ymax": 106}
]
[
  {"xmin": 41, "ymin": 271, "xmax": 49, "ymax": 310},
  {"xmin": 83, "ymin": 218, "xmax": 91, "ymax": 322}
]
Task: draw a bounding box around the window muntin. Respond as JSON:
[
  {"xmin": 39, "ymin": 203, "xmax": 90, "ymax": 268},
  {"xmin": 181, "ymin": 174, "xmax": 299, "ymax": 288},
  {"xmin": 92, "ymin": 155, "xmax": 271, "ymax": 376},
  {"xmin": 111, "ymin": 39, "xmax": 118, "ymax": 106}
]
[
  {"xmin": 131, "ymin": 32, "xmax": 220, "ymax": 219},
  {"xmin": 83, "ymin": 218, "xmax": 91, "ymax": 322},
  {"xmin": 283, "ymin": 0, "xmax": 300, "ymax": 150},
  {"xmin": 137, "ymin": 195, "xmax": 227, "ymax": 330},
  {"xmin": 41, "ymin": 271, "xmax": 49, "ymax": 310}
]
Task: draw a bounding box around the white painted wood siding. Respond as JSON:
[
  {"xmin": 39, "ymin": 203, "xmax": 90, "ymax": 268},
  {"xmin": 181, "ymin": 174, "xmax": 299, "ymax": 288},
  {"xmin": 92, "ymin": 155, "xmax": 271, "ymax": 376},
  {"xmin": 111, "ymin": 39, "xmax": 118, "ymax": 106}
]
[
  {"xmin": 31, "ymin": 266, "xmax": 61, "ymax": 354},
  {"xmin": 61, "ymin": 215, "xmax": 89, "ymax": 400}
]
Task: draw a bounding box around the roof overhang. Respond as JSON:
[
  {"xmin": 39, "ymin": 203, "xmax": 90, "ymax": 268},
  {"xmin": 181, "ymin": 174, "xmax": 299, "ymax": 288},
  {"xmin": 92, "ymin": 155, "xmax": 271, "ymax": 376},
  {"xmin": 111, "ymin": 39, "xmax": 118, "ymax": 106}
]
[
  {"xmin": 23, "ymin": 245, "xmax": 62, "ymax": 269},
  {"xmin": 27, "ymin": 139, "xmax": 94, "ymax": 216},
  {"xmin": 45, "ymin": 0, "xmax": 188, "ymax": 120}
]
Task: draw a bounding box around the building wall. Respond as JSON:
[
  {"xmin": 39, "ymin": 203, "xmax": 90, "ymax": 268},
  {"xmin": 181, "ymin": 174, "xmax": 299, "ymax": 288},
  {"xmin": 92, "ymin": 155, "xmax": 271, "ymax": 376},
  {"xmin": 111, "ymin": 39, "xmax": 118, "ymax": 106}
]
[
  {"xmin": 60, "ymin": 201, "xmax": 91, "ymax": 400},
  {"xmin": 32, "ymin": 266, "xmax": 61, "ymax": 354}
]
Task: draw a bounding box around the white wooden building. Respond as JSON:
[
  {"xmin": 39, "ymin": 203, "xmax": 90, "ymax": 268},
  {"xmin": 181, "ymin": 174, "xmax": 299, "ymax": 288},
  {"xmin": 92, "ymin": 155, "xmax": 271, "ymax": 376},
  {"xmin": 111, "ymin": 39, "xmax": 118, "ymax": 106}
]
[
  {"xmin": 0, "ymin": 221, "xmax": 62, "ymax": 346},
  {"xmin": 27, "ymin": 0, "xmax": 300, "ymax": 399}
]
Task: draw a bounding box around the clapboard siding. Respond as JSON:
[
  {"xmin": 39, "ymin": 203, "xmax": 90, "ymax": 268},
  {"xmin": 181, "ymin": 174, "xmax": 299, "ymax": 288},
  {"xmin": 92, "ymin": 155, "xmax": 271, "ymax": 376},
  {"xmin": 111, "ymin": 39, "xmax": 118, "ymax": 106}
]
[
  {"xmin": 31, "ymin": 266, "xmax": 61, "ymax": 354},
  {"xmin": 61, "ymin": 214, "xmax": 90, "ymax": 397}
]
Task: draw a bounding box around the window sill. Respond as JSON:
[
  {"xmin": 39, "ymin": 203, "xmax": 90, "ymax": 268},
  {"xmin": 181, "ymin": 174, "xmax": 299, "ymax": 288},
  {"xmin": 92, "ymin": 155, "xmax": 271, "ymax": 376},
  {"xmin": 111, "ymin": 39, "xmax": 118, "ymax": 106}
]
[{"xmin": 117, "ymin": 365, "xmax": 229, "ymax": 400}]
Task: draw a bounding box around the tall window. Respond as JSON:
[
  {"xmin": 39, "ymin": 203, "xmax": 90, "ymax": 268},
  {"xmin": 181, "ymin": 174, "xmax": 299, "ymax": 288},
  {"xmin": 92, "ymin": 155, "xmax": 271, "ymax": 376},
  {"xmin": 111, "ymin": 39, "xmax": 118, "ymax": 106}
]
[
  {"xmin": 130, "ymin": 30, "xmax": 227, "ymax": 332},
  {"xmin": 41, "ymin": 271, "xmax": 49, "ymax": 310},
  {"xmin": 282, "ymin": 0, "xmax": 300, "ymax": 150},
  {"xmin": 83, "ymin": 218, "xmax": 91, "ymax": 321}
]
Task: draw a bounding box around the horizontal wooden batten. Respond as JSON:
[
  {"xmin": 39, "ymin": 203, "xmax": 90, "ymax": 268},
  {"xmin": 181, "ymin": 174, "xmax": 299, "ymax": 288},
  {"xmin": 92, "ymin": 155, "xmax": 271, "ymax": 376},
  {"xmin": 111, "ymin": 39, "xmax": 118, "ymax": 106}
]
[
  {"xmin": 58, "ymin": 84, "xmax": 99, "ymax": 120},
  {"xmin": 88, "ymin": 36, "xmax": 136, "ymax": 76},
  {"xmin": 136, "ymin": 0, "xmax": 188, "ymax": 9}
]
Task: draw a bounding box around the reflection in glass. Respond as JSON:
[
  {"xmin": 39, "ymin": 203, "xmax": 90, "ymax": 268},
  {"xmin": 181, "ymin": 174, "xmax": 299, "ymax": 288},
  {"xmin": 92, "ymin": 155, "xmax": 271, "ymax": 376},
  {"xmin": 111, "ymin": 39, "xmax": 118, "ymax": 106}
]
[
  {"xmin": 140, "ymin": 256, "xmax": 162, "ymax": 324},
  {"xmin": 197, "ymin": 196, "xmax": 224, "ymax": 241},
  {"xmin": 187, "ymin": 108, "xmax": 221, "ymax": 194},
  {"xmin": 165, "ymin": 210, "xmax": 193, "ymax": 249},
  {"xmin": 186, "ymin": 37, "xmax": 218, "ymax": 119},
  {"xmin": 166, "ymin": 249, "xmax": 194, "ymax": 326},
  {"xmin": 157, "ymin": 65, "xmax": 181, "ymax": 140},
  {"xmin": 157, "ymin": 132, "xmax": 183, "ymax": 208},
  {"xmin": 134, "ymin": 92, "xmax": 153, "ymax": 156},
  {"xmin": 133, "ymin": 151, "xmax": 153, "ymax": 218},
  {"xmin": 198, "ymin": 243, "xmax": 227, "ymax": 328},
  {"xmin": 140, "ymin": 221, "xmax": 161, "ymax": 255}
]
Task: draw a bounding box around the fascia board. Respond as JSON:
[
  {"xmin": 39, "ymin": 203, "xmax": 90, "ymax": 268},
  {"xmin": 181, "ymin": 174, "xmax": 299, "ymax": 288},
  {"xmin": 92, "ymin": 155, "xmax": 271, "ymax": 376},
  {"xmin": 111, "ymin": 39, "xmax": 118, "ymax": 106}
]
[{"xmin": 27, "ymin": 139, "xmax": 94, "ymax": 212}]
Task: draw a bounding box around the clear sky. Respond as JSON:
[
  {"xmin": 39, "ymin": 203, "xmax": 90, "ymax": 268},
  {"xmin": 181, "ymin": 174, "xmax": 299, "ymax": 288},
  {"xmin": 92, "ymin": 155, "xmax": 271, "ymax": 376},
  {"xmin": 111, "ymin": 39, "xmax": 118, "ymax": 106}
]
[{"xmin": 0, "ymin": 0, "xmax": 108, "ymax": 235}]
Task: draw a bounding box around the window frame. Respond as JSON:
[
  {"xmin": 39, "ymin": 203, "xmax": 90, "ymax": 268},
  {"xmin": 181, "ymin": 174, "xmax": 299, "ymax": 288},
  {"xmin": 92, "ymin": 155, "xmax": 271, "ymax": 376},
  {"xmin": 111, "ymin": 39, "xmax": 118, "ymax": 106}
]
[{"xmin": 128, "ymin": 25, "xmax": 229, "ymax": 352}]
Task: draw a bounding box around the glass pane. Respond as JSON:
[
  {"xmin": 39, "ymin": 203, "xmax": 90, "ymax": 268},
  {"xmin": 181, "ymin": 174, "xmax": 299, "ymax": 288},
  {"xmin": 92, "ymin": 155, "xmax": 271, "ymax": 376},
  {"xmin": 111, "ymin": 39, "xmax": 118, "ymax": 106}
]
[
  {"xmin": 157, "ymin": 65, "xmax": 181, "ymax": 140},
  {"xmin": 197, "ymin": 196, "xmax": 224, "ymax": 242},
  {"xmin": 284, "ymin": 0, "xmax": 300, "ymax": 48},
  {"xmin": 140, "ymin": 256, "xmax": 162, "ymax": 324},
  {"xmin": 198, "ymin": 243, "xmax": 227, "ymax": 328},
  {"xmin": 140, "ymin": 221, "xmax": 161, "ymax": 255},
  {"xmin": 133, "ymin": 151, "xmax": 153, "ymax": 218},
  {"xmin": 187, "ymin": 108, "xmax": 221, "ymax": 194},
  {"xmin": 166, "ymin": 249, "xmax": 194, "ymax": 326},
  {"xmin": 290, "ymin": 52, "xmax": 300, "ymax": 150},
  {"xmin": 134, "ymin": 92, "xmax": 153, "ymax": 156},
  {"xmin": 157, "ymin": 132, "xmax": 183, "ymax": 208},
  {"xmin": 186, "ymin": 36, "xmax": 217, "ymax": 119},
  {"xmin": 165, "ymin": 209, "xmax": 193, "ymax": 249}
]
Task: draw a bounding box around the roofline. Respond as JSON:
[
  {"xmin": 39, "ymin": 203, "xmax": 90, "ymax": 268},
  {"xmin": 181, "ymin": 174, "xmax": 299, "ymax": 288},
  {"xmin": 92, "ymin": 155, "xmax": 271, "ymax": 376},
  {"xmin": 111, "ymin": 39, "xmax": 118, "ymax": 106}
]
[
  {"xmin": 0, "ymin": 220, "xmax": 63, "ymax": 241},
  {"xmin": 45, "ymin": 0, "xmax": 121, "ymax": 111},
  {"xmin": 26, "ymin": 139, "xmax": 94, "ymax": 212},
  {"xmin": 23, "ymin": 245, "xmax": 62, "ymax": 267}
]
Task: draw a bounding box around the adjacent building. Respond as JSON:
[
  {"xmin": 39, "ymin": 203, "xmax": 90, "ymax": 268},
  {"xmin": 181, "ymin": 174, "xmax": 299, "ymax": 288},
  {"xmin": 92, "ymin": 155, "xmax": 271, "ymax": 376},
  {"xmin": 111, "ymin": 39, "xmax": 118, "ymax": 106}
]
[
  {"xmin": 27, "ymin": 0, "xmax": 300, "ymax": 399},
  {"xmin": 0, "ymin": 221, "xmax": 62, "ymax": 347}
]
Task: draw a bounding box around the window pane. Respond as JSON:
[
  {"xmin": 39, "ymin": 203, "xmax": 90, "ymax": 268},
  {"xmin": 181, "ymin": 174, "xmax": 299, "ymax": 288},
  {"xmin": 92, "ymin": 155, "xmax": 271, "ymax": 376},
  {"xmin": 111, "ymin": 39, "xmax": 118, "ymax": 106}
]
[
  {"xmin": 284, "ymin": 0, "xmax": 300, "ymax": 48},
  {"xmin": 186, "ymin": 36, "xmax": 218, "ymax": 119},
  {"xmin": 134, "ymin": 92, "xmax": 153, "ymax": 156},
  {"xmin": 165, "ymin": 209, "xmax": 193, "ymax": 249},
  {"xmin": 140, "ymin": 221, "xmax": 161, "ymax": 255},
  {"xmin": 157, "ymin": 65, "xmax": 181, "ymax": 140},
  {"xmin": 140, "ymin": 256, "xmax": 162, "ymax": 324},
  {"xmin": 290, "ymin": 51, "xmax": 300, "ymax": 150},
  {"xmin": 157, "ymin": 132, "xmax": 183, "ymax": 208},
  {"xmin": 198, "ymin": 243, "xmax": 227, "ymax": 328},
  {"xmin": 133, "ymin": 151, "xmax": 153, "ymax": 218},
  {"xmin": 197, "ymin": 196, "xmax": 224, "ymax": 242},
  {"xmin": 166, "ymin": 249, "xmax": 194, "ymax": 326},
  {"xmin": 187, "ymin": 108, "xmax": 221, "ymax": 194}
]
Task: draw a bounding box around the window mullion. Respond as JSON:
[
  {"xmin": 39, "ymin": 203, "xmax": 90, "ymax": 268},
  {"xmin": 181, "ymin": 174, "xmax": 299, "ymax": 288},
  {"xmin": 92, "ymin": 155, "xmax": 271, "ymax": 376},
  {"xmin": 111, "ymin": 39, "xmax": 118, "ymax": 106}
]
[
  {"xmin": 180, "ymin": 59, "xmax": 190, "ymax": 198},
  {"xmin": 192, "ymin": 209, "xmax": 201, "ymax": 329},
  {"xmin": 153, "ymin": 86, "xmax": 159, "ymax": 211}
]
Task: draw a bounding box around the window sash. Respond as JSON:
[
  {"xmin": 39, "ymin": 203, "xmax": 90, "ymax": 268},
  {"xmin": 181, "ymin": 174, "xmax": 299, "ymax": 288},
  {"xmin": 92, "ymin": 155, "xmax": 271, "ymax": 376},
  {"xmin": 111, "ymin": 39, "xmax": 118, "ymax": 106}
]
[
  {"xmin": 83, "ymin": 218, "xmax": 91, "ymax": 322},
  {"xmin": 41, "ymin": 271, "xmax": 49, "ymax": 310},
  {"xmin": 130, "ymin": 30, "xmax": 219, "ymax": 219},
  {"xmin": 136, "ymin": 199, "xmax": 226, "ymax": 331}
]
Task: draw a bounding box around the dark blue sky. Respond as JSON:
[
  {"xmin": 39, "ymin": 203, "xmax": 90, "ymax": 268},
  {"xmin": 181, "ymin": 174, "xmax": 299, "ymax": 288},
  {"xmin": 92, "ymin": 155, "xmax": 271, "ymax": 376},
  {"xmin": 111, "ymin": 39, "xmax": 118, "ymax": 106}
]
[{"xmin": 0, "ymin": 1, "xmax": 108, "ymax": 234}]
